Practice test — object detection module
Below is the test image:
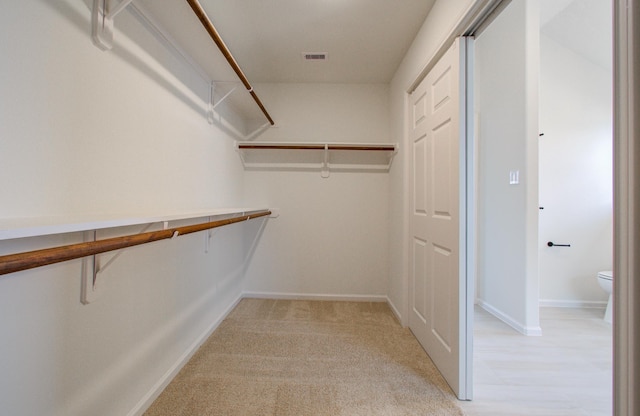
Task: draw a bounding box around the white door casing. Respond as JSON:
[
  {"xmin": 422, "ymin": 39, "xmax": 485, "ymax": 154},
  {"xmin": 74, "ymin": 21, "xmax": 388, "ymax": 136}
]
[{"xmin": 408, "ymin": 37, "xmax": 470, "ymax": 399}]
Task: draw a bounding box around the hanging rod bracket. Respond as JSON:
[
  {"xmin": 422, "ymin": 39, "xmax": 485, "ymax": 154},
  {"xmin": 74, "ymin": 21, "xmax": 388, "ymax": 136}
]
[
  {"xmin": 81, "ymin": 230, "xmax": 100, "ymax": 304},
  {"xmin": 91, "ymin": 0, "xmax": 136, "ymax": 51},
  {"xmin": 204, "ymin": 216, "xmax": 214, "ymax": 253},
  {"xmin": 321, "ymin": 144, "xmax": 330, "ymax": 178}
]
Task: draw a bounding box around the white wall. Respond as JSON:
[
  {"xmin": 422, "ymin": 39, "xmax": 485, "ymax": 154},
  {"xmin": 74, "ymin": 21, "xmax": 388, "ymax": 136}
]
[
  {"xmin": 388, "ymin": 0, "xmax": 478, "ymax": 323},
  {"xmin": 474, "ymin": 0, "xmax": 541, "ymax": 334},
  {"xmin": 0, "ymin": 1, "xmax": 256, "ymax": 415},
  {"xmin": 539, "ymin": 34, "xmax": 613, "ymax": 306},
  {"xmin": 242, "ymin": 83, "xmax": 391, "ymax": 299}
]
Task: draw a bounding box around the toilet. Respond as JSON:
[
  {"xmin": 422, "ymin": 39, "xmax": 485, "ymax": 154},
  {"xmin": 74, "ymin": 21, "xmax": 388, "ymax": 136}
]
[{"xmin": 597, "ymin": 270, "xmax": 613, "ymax": 323}]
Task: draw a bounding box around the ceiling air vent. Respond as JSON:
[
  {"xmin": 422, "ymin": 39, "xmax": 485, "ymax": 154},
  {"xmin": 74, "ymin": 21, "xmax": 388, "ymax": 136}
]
[{"xmin": 303, "ymin": 52, "xmax": 328, "ymax": 61}]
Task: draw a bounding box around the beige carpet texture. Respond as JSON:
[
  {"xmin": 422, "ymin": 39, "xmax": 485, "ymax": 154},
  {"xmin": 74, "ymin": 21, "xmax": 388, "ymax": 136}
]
[{"xmin": 144, "ymin": 299, "xmax": 464, "ymax": 416}]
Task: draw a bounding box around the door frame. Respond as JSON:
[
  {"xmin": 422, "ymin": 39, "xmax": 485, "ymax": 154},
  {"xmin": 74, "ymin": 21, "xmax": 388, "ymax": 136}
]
[
  {"xmin": 613, "ymin": 0, "xmax": 639, "ymax": 414},
  {"xmin": 402, "ymin": 0, "xmax": 639, "ymax": 411}
]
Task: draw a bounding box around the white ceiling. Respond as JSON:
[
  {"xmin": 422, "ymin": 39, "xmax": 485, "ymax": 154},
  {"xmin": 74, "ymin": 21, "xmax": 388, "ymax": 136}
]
[
  {"xmin": 540, "ymin": 0, "xmax": 612, "ymax": 71},
  {"xmin": 134, "ymin": 0, "xmax": 611, "ymax": 89},
  {"xmin": 198, "ymin": 0, "xmax": 612, "ymax": 85},
  {"xmin": 188, "ymin": 0, "xmax": 436, "ymax": 84}
]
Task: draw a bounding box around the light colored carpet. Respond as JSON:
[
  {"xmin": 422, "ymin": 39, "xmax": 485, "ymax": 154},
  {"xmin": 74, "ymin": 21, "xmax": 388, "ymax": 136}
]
[{"xmin": 144, "ymin": 299, "xmax": 464, "ymax": 416}]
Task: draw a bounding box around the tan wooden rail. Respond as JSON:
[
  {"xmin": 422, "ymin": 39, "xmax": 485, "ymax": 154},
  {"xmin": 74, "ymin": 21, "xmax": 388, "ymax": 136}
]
[
  {"xmin": 237, "ymin": 144, "xmax": 397, "ymax": 151},
  {"xmin": 185, "ymin": 0, "xmax": 275, "ymax": 126},
  {"xmin": 0, "ymin": 210, "xmax": 271, "ymax": 276},
  {"xmin": 239, "ymin": 144, "xmax": 326, "ymax": 150}
]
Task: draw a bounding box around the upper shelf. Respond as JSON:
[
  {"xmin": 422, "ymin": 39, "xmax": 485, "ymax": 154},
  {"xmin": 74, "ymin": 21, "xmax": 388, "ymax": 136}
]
[
  {"xmin": 236, "ymin": 142, "xmax": 397, "ymax": 176},
  {"xmin": 92, "ymin": 0, "xmax": 274, "ymax": 137}
]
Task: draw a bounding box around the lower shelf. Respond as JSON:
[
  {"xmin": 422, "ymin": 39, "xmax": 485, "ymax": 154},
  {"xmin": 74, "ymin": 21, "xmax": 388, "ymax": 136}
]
[{"xmin": 0, "ymin": 208, "xmax": 269, "ymax": 241}]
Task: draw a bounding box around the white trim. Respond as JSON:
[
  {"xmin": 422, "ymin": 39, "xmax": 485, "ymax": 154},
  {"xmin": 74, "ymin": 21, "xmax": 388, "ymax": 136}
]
[
  {"xmin": 463, "ymin": 36, "xmax": 476, "ymax": 401},
  {"xmin": 539, "ymin": 299, "xmax": 608, "ymax": 309},
  {"xmin": 407, "ymin": 0, "xmax": 508, "ymax": 93},
  {"xmin": 386, "ymin": 296, "xmax": 403, "ymax": 323},
  {"xmin": 477, "ymin": 300, "xmax": 542, "ymax": 336},
  {"xmin": 242, "ymin": 291, "xmax": 388, "ymax": 303},
  {"xmin": 400, "ymin": 90, "xmax": 411, "ymax": 328},
  {"xmin": 613, "ymin": 0, "xmax": 638, "ymax": 414},
  {"xmin": 128, "ymin": 294, "xmax": 244, "ymax": 416}
]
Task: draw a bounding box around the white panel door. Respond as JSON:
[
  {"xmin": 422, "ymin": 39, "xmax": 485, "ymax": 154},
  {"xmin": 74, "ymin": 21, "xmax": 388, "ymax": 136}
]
[{"xmin": 409, "ymin": 38, "xmax": 470, "ymax": 399}]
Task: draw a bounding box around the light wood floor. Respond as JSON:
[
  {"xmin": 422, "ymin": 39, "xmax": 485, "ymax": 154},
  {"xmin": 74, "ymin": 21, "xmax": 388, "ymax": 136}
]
[{"xmin": 459, "ymin": 306, "xmax": 612, "ymax": 416}]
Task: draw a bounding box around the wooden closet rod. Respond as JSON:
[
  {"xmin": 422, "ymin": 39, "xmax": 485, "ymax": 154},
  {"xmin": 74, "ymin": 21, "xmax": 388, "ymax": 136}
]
[
  {"xmin": 0, "ymin": 210, "xmax": 271, "ymax": 276},
  {"xmin": 239, "ymin": 144, "xmax": 326, "ymax": 150},
  {"xmin": 185, "ymin": 0, "xmax": 275, "ymax": 126},
  {"xmin": 238, "ymin": 144, "xmax": 397, "ymax": 151}
]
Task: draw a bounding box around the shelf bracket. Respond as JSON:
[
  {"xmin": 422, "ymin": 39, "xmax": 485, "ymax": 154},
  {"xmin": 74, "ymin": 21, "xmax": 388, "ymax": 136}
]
[
  {"xmin": 208, "ymin": 81, "xmax": 241, "ymax": 125},
  {"xmin": 91, "ymin": 0, "xmax": 136, "ymax": 51},
  {"xmin": 321, "ymin": 144, "xmax": 330, "ymax": 178},
  {"xmin": 211, "ymin": 82, "xmax": 240, "ymax": 110},
  {"xmin": 244, "ymin": 122, "xmax": 272, "ymax": 141},
  {"xmin": 207, "ymin": 82, "xmax": 215, "ymax": 124},
  {"xmin": 204, "ymin": 216, "xmax": 214, "ymax": 253},
  {"xmin": 81, "ymin": 223, "xmax": 153, "ymax": 304},
  {"xmin": 81, "ymin": 230, "xmax": 99, "ymax": 304}
]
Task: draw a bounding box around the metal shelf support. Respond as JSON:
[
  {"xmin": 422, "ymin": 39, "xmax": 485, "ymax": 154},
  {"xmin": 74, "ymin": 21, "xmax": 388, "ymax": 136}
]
[{"xmin": 92, "ymin": 0, "xmax": 136, "ymax": 50}]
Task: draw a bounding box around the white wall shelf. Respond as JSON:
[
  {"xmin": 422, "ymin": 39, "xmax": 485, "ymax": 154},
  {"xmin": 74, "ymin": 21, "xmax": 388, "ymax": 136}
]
[
  {"xmin": 91, "ymin": 0, "xmax": 274, "ymax": 138},
  {"xmin": 0, "ymin": 208, "xmax": 270, "ymax": 241},
  {"xmin": 236, "ymin": 142, "xmax": 397, "ymax": 177},
  {"xmin": 0, "ymin": 208, "xmax": 271, "ymax": 304}
]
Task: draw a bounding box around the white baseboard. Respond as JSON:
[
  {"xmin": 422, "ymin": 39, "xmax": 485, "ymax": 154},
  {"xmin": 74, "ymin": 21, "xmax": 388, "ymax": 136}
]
[
  {"xmin": 539, "ymin": 299, "xmax": 607, "ymax": 309},
  {"xmin": 128, "ymin": 293, "xmax": 244, "ymax": 416},
  {"xmin": 242, "ymin": 291, "xmax": 388, "ymax": 303},
  {"xmin": 386, "ymin": 296, "xmax": 404, "ymax": 325},
  {"xmin": 477, "ymin": 300, "xmax": 542, "ymax": 336}
]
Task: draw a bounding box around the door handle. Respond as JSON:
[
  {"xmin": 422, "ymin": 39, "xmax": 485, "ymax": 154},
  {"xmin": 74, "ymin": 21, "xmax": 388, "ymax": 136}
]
[{"xmin": 547, "ymin": 241, "xmax": 570, "ymax": 247}]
